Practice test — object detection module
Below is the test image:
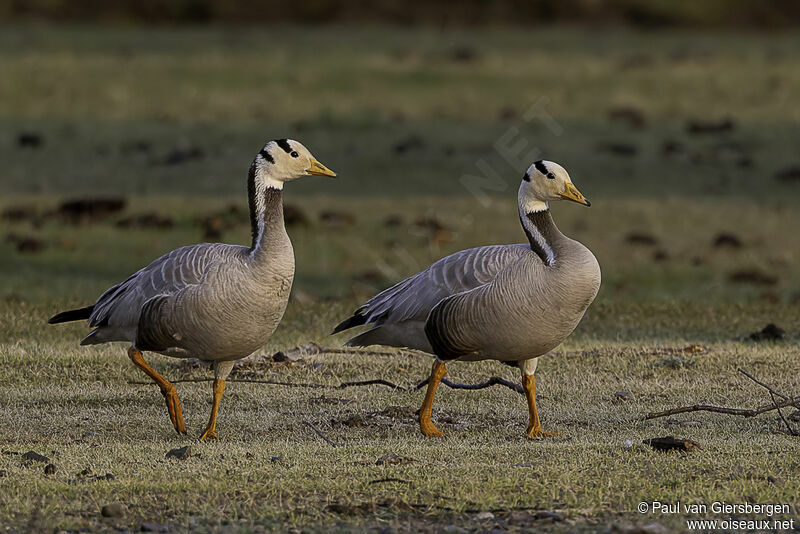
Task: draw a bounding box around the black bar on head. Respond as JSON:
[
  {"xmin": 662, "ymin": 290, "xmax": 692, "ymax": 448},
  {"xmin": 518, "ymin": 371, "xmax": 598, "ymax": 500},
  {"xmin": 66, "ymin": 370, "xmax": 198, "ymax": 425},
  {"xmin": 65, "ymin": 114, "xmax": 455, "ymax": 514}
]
[
  {"xmin": 276, "ymin": 139, "xmax": 292, "ymax": 153},
  {"xmin": 259, "ymin": 148, "xmax": 275, "ymax": 164}
]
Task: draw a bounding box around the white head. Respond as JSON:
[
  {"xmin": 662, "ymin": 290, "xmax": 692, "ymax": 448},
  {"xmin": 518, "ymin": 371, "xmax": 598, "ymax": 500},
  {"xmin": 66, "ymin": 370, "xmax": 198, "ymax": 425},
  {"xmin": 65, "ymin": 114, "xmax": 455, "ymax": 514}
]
[
  {"xmin": 518, "ymin": 160, "xmax": 590, "ymax": 213},
  {"xmin": 252, "ymin": 138, "xmax": 336, "ymax": 190}
]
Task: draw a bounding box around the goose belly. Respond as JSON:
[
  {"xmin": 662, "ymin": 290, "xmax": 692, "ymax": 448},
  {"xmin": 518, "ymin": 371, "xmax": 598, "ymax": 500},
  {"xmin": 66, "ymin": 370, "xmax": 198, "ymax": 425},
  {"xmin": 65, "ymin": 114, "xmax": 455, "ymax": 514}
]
[
  {"xmin": 463, "ymin": 259, "xmax": 599, "ymax": 362},
  {"xmin": 163, "ymin": 269, "xmax": 294, "ymax": 361}
]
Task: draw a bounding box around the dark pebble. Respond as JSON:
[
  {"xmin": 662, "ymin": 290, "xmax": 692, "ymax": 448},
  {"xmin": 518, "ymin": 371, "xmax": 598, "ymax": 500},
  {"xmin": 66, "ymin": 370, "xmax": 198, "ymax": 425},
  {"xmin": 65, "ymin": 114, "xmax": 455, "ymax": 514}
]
[
  {"xmin": 625, "ymin": 232, "xmax": 659, "ymax": 246},
  {"xmin": 18, "ymin": 132, "xmax": 43, "ymax": 148},
  {"xmin": 165, "ymin": 446, "xmax": 192, "ymax": 460},
  {"xmin": 608, "ymin": 106, "xmax": 647, "ymax": 129},
  {"xmin": 712, "ymin": 233, "xmax": 742, "ymax": 248},
  {"xmin": 15, "ymin": 237, "xmax": 45, "ymax": 254},
  {"xmin": 687, "ymin": 118, "xmax": 735, "ymax": 134},
  {"xmin": 21, "ymin": 451, "xmax": 50, "ymax": 464},
  {"xmin": 392, "ymin": 135, "xmax": 425, "ymax": 154},
  {"xmin": 450, "ymin": 45, "xmax": 479, "ymax": 62},
  {"xmin": 748, "ymin": 323, "xmax": 785, "ymax": 341},
  {"xmin": 652, "ymin": 249, "xmax": 669, "ymax": 262},
  {"xmin": 319, "ymin": 210, "xmax": 356, "ymax": 227},
  {"xmin": 728, "ymin": 269, "xmax": 777, "ymax": 286},
  {"xmin": 534, "ymin": 511, "xmax": 563, "ymax": 521},
  {"xmin": 284, "ymin": 204, "xmax": 309, "ymax": 226},
  {"xmin": 141, "ymin": 523, "xmax": 168, "ymax": 532},
  {"xmin": 775, "ymin": 166, "xmax": 800, "ymax": 183},
  {"xmin": 101, "ymin": 503, "xmax": 124, "ymax": 517},
  {"xmin": 597, "ymin": 142, "xmax": 638, "ymax": 157}
]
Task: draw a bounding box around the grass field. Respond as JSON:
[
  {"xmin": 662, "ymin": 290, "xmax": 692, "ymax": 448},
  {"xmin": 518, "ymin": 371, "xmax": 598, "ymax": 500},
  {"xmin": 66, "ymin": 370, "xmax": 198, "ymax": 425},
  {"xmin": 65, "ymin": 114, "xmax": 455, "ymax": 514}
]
[{"xmin": 1, "ymin": 25, "xmax": 799, "ymax": 532}]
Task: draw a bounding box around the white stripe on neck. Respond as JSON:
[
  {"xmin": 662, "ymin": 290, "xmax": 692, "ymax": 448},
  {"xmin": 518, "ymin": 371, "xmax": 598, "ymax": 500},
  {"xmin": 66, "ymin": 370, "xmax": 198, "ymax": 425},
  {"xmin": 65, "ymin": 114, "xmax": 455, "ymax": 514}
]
[
  {"xmin": 249, "ymin": 172, "xmax": 283, "ymax": 258},
  {"xmin": 518, "ymin": 202, "xmax": 555, "ymax": 266}
]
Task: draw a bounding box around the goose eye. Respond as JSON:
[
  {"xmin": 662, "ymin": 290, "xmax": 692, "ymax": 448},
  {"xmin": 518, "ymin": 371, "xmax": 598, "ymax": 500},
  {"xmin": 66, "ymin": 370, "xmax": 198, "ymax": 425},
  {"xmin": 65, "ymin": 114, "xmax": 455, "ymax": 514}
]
[
  {"xmin": 290, "ymin": 151, "xmax": 299, "ymax": 158},
  {"xmin": 546, "ymin": 172, "xmax": 556, "ymax": 180}
]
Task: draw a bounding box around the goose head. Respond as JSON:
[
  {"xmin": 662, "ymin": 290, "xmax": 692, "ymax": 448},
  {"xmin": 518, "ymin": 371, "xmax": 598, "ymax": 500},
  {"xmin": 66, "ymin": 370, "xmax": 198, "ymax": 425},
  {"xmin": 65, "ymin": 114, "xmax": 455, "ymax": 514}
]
[
  {"xmin": 518, "ymin": 160, "xmax": 589, "ymax": 213},
  {"xmin": 254, "ymin": 139, "xmax": 336, "ymax": 189}
]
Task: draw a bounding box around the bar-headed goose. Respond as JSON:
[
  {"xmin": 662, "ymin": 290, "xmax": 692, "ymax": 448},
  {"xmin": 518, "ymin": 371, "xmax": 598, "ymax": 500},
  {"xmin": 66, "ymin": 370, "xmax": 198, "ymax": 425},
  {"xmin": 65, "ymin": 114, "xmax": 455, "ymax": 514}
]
[
  {"xmin": 50, "ymin": 139, "xmax": 336, "ymax": 440},
  {"xmin": 334, "ymin": 160, "xmax": 600, "ymax": 438}
]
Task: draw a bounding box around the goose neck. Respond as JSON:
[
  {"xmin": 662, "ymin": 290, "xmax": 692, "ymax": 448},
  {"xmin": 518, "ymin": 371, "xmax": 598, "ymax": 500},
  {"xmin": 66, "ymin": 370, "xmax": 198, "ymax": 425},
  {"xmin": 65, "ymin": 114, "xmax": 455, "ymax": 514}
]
[
  {"xmin": 519, "ymin": 206, "xmax": 561, "ymax": 266},
  {"xmin": 248, "ymin": 166, "xmax": 287, "ymax": 258}
]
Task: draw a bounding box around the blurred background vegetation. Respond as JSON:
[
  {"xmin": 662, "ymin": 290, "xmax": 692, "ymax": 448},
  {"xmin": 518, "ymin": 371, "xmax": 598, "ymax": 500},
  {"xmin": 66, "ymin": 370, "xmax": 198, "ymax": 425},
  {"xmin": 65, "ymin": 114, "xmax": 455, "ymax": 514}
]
[
  {"xmin": 1, "ymin": 0, "xmax": 799, "ymax": 322},
  {"xmin": 3, "ymin": 0, "xmax": 800, "ymax": 27}
]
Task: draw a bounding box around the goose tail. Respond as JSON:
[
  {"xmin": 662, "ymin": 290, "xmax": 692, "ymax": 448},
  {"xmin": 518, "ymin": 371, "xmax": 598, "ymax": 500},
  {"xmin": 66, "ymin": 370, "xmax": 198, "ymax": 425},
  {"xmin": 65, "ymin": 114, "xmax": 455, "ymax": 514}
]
[
  {"xmin": 48, "ymin": 305, "xmax": 94, "ymax": 324},
  {"xmin": 331, "ymin": 311, "xmax": 367, "ymax": 334}
]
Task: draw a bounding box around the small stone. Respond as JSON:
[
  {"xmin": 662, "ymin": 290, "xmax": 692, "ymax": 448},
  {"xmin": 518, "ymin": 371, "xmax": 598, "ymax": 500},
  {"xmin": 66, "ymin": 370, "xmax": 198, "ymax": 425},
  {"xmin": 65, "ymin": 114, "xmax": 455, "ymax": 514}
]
[
  {"xmin": 712, "ymin": 233, "xmax": 742, "ymax": 249},
  {"xmin": 678, "ymin": 421, "xmax": 702, "ymax": 427},
  {"xmin": 748, "ymin": 323, "xmax": 785, "ymax": 341},
  {"xmin": 101, "ymin": 503, "xmax": 124, "ymax": 517},
  {"xmin": 270, "ymin": 456, "xmax": 283, "ymax": 463},
  {"xmin": 44, "ymin": 464, "xmax": 56, "ymax": 475},
  {"xmin": 21, "ymin": 451, "xmax": 50, "ymax": 464},
  {"xmin": 375, "ymin": 453, "xmax": 415, "ymax": 466},
  {"xmin": 639, "ymin": 523, "xmax": 671, "ymax": 534},
  {"xmin": 534, "ymin": 511, "xmax": 563, "ymax": 521},
  {"xmin": 615, "ymin": 391, "xmax": 632, "ymax": 401},
  {"xmin": 507, "ymin": 511, "xmax": 533, "ymax": 524},
  {"xmin": 623, "ymin": 440, "xmax": 634, "ymax": 450},
  {"xmin": 83, "ymin": 431, "xmax": 99, "ymax": 437},
  {"xmin": 165, "ymin": 446, "xmax": 192, "ymax": 460},
  {"xmin": 643, "ymin": 436, "xmax": 700, "ymax": 452},
  {"xmin": 475, "ymin": 511, "xmax": 495, "ymax": 520}
]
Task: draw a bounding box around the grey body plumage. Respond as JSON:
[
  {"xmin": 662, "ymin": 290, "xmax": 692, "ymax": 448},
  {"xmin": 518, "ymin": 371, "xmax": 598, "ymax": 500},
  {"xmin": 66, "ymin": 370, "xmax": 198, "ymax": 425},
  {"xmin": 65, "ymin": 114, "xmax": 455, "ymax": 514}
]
[
  {"xmin": 338, "ymin": 212, "xmax": 600, "ymax": 363},
  {"xmin": 81, "ymin": 190, "xmax": 294, "ymax": 363}
]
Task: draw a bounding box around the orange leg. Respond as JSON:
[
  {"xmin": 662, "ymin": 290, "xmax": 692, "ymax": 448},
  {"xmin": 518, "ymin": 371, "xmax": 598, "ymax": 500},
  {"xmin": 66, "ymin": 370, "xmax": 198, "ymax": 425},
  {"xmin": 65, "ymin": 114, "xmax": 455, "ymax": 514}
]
[
  {"xmin": 523, "ymin": 374, "xmax": 559, "ymax": 438},
  {"xmin": 419, "ymin": 360, "xmax": 447, "ymax": 437},
  {"xmin": 128, "ymin": 347, "xmax": 186, "ymax": 434},
  {"xmin": 199, "ymin": 378, "xmax": 225, "ymax": 441}
]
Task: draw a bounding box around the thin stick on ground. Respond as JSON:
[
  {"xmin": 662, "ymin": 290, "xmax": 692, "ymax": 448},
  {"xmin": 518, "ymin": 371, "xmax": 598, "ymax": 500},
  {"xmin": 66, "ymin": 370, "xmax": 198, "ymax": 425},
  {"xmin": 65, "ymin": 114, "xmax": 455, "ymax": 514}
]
[
  {"xmin": 414, "ymin": 376, "xmax": 524, "ymax": 394},
  {"xmin": 645, "ymin": 368, "xmax": 800, "ymax": 422},
  {"xmin": 737, "ymin": 368, "xmax": 794, "ymax": 402},
  {"xmin": 303, "ymin": 421, "xmax": 340, "ymax": 447},
  {"xmin": 129, "ymin": 375, "xmax": 525, "ymax": 393},
  {"xmin": 770, "ymin": 392, "xmax": 799, "ymax": 436}
]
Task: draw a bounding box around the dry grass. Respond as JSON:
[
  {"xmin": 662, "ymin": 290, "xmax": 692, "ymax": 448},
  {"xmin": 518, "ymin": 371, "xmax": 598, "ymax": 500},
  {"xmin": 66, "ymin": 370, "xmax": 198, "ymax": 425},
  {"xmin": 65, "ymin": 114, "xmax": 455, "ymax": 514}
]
[
  {"xmin": 2, "ymin": 24, "xmax": 800, "ymax": 533},
  {"xmin": 2, "ymin": 196, "xmax": 799, "ymax": 532}
]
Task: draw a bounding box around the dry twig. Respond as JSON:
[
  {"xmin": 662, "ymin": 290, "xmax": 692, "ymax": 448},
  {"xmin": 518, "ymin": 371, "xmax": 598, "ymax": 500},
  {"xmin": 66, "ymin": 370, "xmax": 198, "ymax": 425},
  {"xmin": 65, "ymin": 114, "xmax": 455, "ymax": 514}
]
[
  {"xmin": 302, "ymin": 421, "xmax": 340, "ymax": 447},
  {"xmin": 129, "ymin": 375, "xmax": 525, "ymax": 393},
  {"xmin": 646, "ymin": 368, "xmax": 800, "ymax": 427}
]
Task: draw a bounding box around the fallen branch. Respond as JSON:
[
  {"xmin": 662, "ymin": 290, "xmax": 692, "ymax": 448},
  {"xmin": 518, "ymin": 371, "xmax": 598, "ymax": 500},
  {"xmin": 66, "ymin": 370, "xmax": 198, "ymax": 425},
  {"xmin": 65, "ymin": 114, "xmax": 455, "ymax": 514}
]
[
  {"xmin": 770, "ymin": 392, "xmax": 799, "ymax": 436},
  {"xmin": 645, "ymin": 397, "xmax": 800, "ymax": 420},
  {"xmin": 303, "ymin": 421, "xmax": 340, "ymax": 447},
  {"xmin": 646, "ymin": 368, "xmax": 800, "ymax": 422},
  {"xmin": 738, "ymin": 368, "xmax": 794, "ymax": 402},
  {"xmin": 415, "ymin": 376, "xmax": 524, "ymax": 394},
  {"xmin": 129, "ymin": 375, "xmax": 525, "ymax": 393}
]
